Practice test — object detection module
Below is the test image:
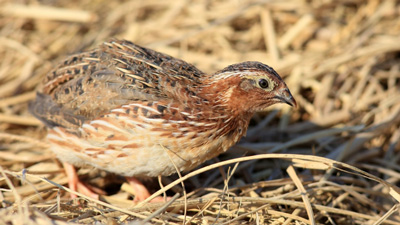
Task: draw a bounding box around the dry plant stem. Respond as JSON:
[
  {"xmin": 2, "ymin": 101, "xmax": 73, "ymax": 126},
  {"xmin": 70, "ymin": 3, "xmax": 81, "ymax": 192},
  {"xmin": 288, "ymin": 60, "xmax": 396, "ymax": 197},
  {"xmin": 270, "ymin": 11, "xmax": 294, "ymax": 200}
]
[
  {"xmin": 3, "ymin": 170, "xmax": 165, "ymax": 223},
  {"xmin": 2, "ymin": 4, "xmax": 97, "ymax": 23},
  {"xmin": 0, "ymin": 133, "xmax": 49, "ymax": 152},
  {"xmin": 268, "ymin": 125, "xmax": 364, "ymax": 153},
  {"xmin": 220, "ymin": 204, "xmax": 271, "ymax": 225},
  {"xmin": 153, "ymin": 0, "xmax": 274, "ymax": 47},
  {"xmin": 372, "ymin": 204, "xmax": 400, "ymax": 225},
  {"xmin": 78, "ymin": 198, "xmax": 214, "ymax": 224},
  {"xmin": 157, "ymin": 176, "xmax": 168, "ymax": 202},
  {"xmin": 287, "ymin": 165, "xmax": 315, "ymax": 224},
  {"xmin": 282, "ymin": 208, "xmax": 303, "ymax": 225},
  {"xmin": 0, "ymin": 37, "xmax": 40, "ymax": 60},
  {"xmin": 215, "ymin": 163, "xmax": 240, "ymax": 224},
  {"xmin": 231, "ymin": 197, "xmax": 399, "ymax": 225},
  {"xmin": 140, "ymin": 193, "xmax": 180, "ymax": 224},
  {"xmin": 0, "ymin": 59, "xmax": 37, "ymax": 97},
  {"xmin": 138, "ymin": 153, "xmax": 400, "ymax": 208},
  {"xmin": 308, "ymin": 41, "xmax": 400, "ymax": 79},
  {"xmin": 0, "ymin": 166, "xmax": 22, "ymax": 213},
  {"xmin": 241, "ymin": 124, "xmax": 364, "ymax": 150},
  {"xmin": 0, "ymin": 114, "xmax": 42, "ymax": 126},
  {"xmin": 184, "ymin": 196, "xmax": 219, "ymax": 224},
  {"xmin": 279, "ymin": 14, "xmax": 314, "ymax": 50},
  {"xmin": 160, "ymin": 144, "xmax": 188, "ymax": 224},
  {"xmin": 316, "ymin": 181, "xmax": 380, "ymax": 210},
  {"xmin": 261, "ymin": 8, "xmax": 280, "ymax": 62},
  {"xmin": 330, "ymin": 105, "xmax": 400, "ymax": 162},
  {"xmin": 165, "ymin": 196, "xmax": 400, "ymax": 225},
  {"xmin": 0, "ymin": 91, "xmax": 36, "ymax": 107}
]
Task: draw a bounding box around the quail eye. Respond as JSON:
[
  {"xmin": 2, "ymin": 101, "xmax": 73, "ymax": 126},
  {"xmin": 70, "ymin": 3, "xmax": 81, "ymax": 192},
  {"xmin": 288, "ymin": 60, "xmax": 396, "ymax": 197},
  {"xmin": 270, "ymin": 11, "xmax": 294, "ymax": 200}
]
[{"xmin": 258, "ymin": 79, "xmax": 269, "ymax": 89}]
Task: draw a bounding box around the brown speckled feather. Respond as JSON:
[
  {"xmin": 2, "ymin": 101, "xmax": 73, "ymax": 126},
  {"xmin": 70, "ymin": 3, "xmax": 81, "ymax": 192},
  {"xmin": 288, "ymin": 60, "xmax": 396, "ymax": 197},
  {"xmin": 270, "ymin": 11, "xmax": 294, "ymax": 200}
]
[{"xmin": 31, "ymin": 39, "xmax": 204, "ymax": 130}]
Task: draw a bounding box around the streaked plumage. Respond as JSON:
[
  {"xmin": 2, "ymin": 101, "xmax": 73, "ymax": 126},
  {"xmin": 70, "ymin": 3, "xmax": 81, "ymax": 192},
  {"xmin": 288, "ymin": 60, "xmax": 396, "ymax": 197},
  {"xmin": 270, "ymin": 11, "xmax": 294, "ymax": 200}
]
[{"xmin": 30, "ymin": 39, "xmax": 296, "ymax": 200}]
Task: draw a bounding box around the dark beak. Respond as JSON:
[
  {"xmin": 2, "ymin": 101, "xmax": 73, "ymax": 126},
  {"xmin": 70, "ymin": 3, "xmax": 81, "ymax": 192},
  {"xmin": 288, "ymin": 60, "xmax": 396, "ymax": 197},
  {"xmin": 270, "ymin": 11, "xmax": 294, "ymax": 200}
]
[{"xmin": 274, "ymin": 88, "xmax": 297, "ymax": 108}]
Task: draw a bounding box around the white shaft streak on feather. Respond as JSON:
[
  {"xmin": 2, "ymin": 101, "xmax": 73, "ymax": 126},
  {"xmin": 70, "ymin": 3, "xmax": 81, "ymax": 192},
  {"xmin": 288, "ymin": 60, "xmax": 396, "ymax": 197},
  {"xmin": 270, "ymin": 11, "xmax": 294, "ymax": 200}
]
[
  {"xmin": 124, "ymin": 117, "xmax": 148, "ymax": 128},
  {"xmin": 178, "ymin": 127, "xmax": 191, "ymax": 132},
  {"xmin": 185, "ymin": 115, "xmax": 198, "ymax": 119},
  {"xmin": 81, "ymin": 123, "xmax": 96, "ymax": 133},
  {"xmin": 166, "ymin": 104, "xmax": 179, "ymax": 111},
  {"xmin": 90, "ymin": 119, "xmax": 130, "ymax": 135},
  {"xmin": 125, "ymin": 119, "xmax": 142, "ymax": 127},
  {"xmin": 128, "ymin": 103, "xmax": 160, "ymax": 114},
  {"xmin": 141, "ymin": 117, "xmax": 165, "ymax": 123},
  {"xmin": 168, "ymin": 120, "xmax": 187, "ymax": 124},
  {"xmin": 48, "ymin": 127, "xmax": 92, "ymax": 150},
  {"xmin": 44, "ymin": 73, "xmax": 74, "ymax": 90},
  {"xmin": 59, "ymin": 62, "xmax": 90, "ymax": 71},
  {"xmin": 111, "ymin": 42, "xmax": 124, "ymax": 49},
  {"xmin": 211, "ymin": 103, "xmax": 229, "ymax": 109},
  {"xmin": 104, "ymin": 139, "xmax": 130, "ymax": 146},
  {"xmin": 83, "ymin": 57, "xmax": 100, "ymax": 61},
  {"xmin": 47, "ymin": 128, "xmax": 66, "ymax": 142},
  {"xmin": 215, "ymin": 123, "xmax": 230, "ymax": 134},
  {"xmin": 125, "ymin": 73, "xmax": 146, "ymax": 81},
  {"xmin": 172, "ymin": 132, "xmax": 181, "ymax": 137},
  {"xmin": 180, "ymin": 111, "xmax": 190, "ymax": 116},
  {"xmin": 203, "ymin": 122, "xmax": 217, "ymax": 126},
  {"xmin": 111, "ymin": 108, "xmax": 127, "ymax": 113},
  {"xmin": 103, "ymin": 42, "xmax": 113, "ymax": 47},
  {"xmin": 110, "ymin": 48, "xmax": 162, "ymax": 70},
  {"xmin": 187, "ymin": 121, "xmax": 210, "ymax": 126},
  {"xmin": 113, "ymin": 58, "xmax": 128, "ymax": 65},
  {"xmin": 119, "ymin": 53, "xmax": 161, "ymax": 70},
  {"xmin": 224, "ymin": 117, "xmax": 233, "ymax": 123},
  {"xmin": 120, "ymin": 43, "xmax": 141, "ymax": 53},
  {"xmin": 207, "ymin": 114, "xmax": 229, "ymax": 120},
  {"xmin": 116, "ymin": 67, "xmax": 132, "ymax": 74},
  {"xmin": 220, "ymin": 87, "xmax": 234, "ymax": 103},
  {"xmin": 139, "ymin": 80, "xmax": 154, "ymax": 88}
]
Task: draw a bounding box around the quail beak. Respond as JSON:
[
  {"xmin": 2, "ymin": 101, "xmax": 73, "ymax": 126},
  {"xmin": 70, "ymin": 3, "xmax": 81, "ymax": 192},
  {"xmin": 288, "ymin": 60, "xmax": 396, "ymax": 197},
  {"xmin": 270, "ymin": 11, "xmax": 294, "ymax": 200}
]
[{"xmin": 274, "ymin": 88, "xmax": 297, "ymax": 108}]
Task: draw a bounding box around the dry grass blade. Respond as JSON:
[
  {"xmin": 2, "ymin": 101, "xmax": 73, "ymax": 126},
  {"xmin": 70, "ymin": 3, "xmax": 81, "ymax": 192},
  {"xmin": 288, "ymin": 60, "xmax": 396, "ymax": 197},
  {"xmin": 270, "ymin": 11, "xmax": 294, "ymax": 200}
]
[
  {"xmin": 141, "ymin": 193, "xmax": 180, "ymax": 224},
  {"xmin": 1, "ymin": 4, "xmax": 97, "ymax": 23},
  {"xmin": 287, "ymin": 165, "xmax": 315, "ymax": 224},
  {"xmin": 0, "ymin": 114, "xmax": 42, "ymax": 126},
  {"xmin": 3, "ymin": 171, "xmax": 165, "ymax": 223},
  {"xmin": 141, "ymin": 154, "xmax": 400, "ymax": 211},
  {"xmin": 220, "ymin": 204, "xmax": 271, "ymax": 225},
  {"xmin": 372, "ymin": 204, "xmax": 400, "ymax": 225}
]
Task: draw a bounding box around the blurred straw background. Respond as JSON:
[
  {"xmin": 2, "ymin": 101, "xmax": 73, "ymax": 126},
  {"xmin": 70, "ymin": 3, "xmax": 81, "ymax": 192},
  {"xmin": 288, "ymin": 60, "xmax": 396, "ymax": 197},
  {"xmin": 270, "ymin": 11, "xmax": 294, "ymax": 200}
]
[{"xmin": 1, "ymin": 0, "xmax": 400, "ymax": 224}]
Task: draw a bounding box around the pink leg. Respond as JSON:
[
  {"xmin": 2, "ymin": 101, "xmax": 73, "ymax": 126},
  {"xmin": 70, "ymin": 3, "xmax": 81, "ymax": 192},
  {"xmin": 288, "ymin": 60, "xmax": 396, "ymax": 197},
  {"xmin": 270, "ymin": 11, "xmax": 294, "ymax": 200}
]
[
  {"xmin": 63, "ymin": 163, "xmax": 101, "ymax": 199},
  {"xmin": 126, "ymin": 177, "xmax": 167, "ymax": 202}
]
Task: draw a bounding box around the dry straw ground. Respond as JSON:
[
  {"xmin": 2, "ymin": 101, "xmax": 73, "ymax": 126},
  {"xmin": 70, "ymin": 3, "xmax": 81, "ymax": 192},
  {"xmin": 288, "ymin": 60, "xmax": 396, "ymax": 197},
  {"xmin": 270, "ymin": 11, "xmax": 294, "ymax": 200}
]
[{"xmin": 0, "ymin": 0, "xmax": 400, "ymax": 224}]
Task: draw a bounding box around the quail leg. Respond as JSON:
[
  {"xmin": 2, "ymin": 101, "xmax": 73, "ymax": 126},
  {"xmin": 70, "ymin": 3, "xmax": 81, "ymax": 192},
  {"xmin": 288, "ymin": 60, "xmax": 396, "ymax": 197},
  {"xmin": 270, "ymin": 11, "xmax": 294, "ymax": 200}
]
[
  {"xmin": 63, "ymin": 163, "xmax": 103, "ymax": 199},
  {"xmin": 64, "ymin": 163, "xmax": 166, "ymax": 202},
  {"xmin": 126, "ymin": 177, "xmax": 168, "ymax": 202}
]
